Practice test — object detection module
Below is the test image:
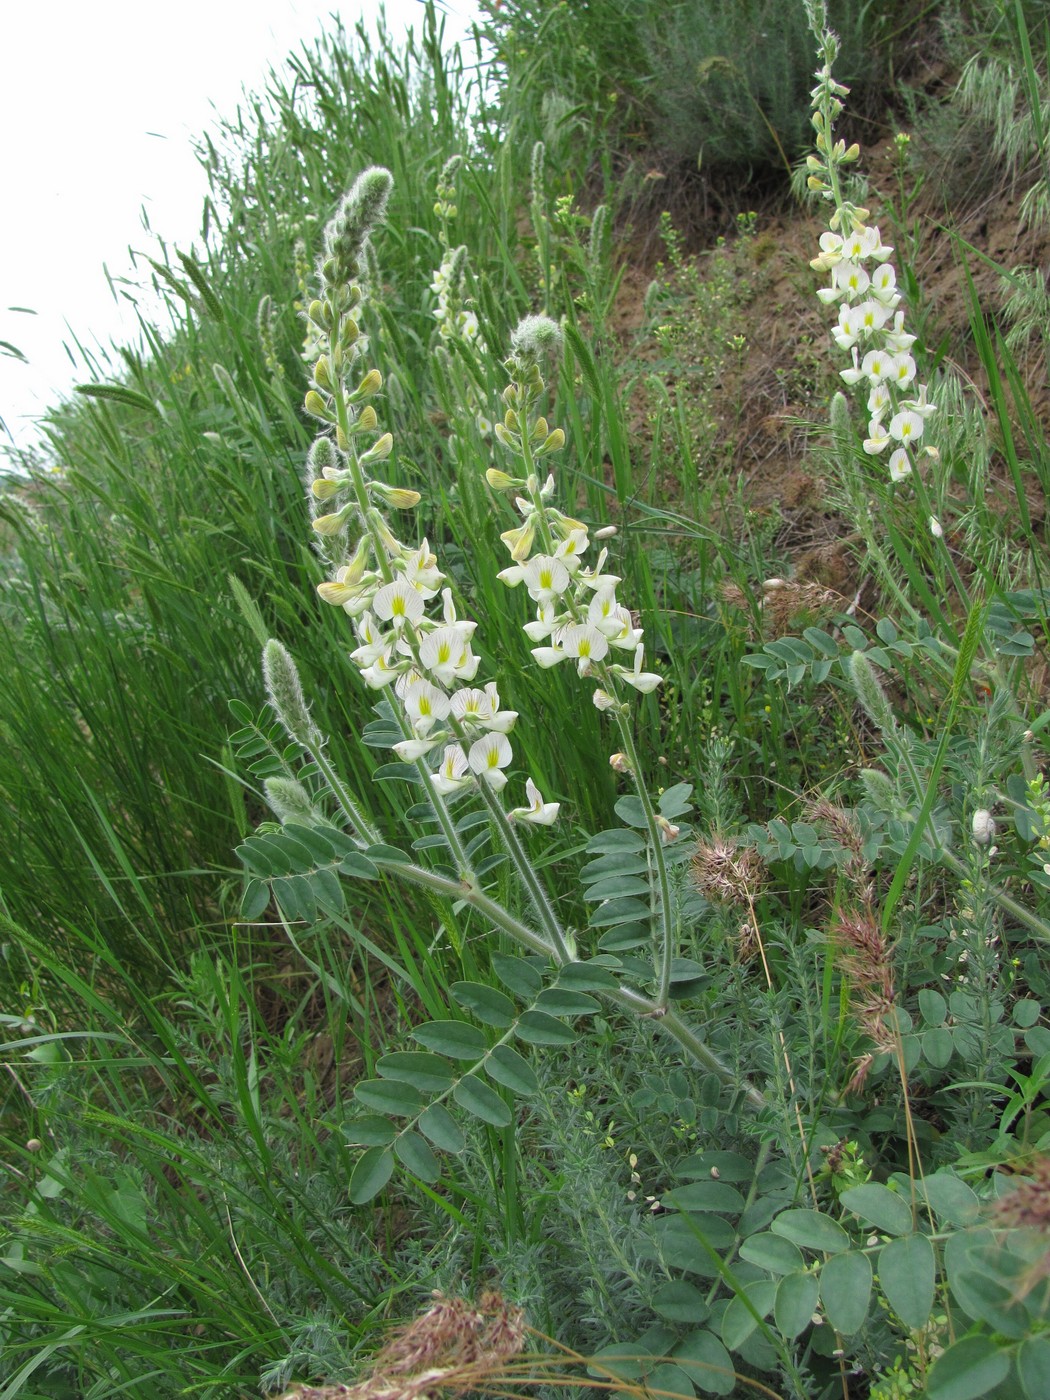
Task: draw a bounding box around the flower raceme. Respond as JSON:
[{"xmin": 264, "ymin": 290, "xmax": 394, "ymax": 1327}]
[
  {"xmin": 807, "ymin": 38, "xmax": 936, "ymax": 487},
  {"xmin": 487, "ymin": 317, "xmax": 662, "ymax": 704},
  {"xmin": 304, "ymin": 167, "xmax": 558, "ymax": 824}
]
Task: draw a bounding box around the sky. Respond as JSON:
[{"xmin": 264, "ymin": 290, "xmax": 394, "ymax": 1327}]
[{"xmin": 0, "ymin": 0, "xmax": 477, "ymax": 454}]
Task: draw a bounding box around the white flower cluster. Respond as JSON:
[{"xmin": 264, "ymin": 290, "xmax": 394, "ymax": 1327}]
[
  {"xmin": 429, "ymin": 245, "xmax": 493, "ymax": 437},
  {"xmin": 430, "ymin": 248, "xmax": 482, "ymax": 348},
  {"xmin": 813, "ymin": 225, "xmax": 936, "ymax": 482},
  {"xmin": 492, "ymin": 473, "xmax": 662, "ymax": 705},
  {"xmin": 318, "ymin": 521, "xmax": 557, "ymax": 822}
]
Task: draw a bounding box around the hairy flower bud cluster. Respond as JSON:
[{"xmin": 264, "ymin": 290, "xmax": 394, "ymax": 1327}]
[
  {"xmin": 428, "ymin": 160, "xmax": 492, "ymax": 437},
  {"xmin": 807, "ymin": 44, "xmax": 936, "ymax": 486},
  {"xmin": 490, "ymin": 320, "xmax": 662, "ymax": 704}
]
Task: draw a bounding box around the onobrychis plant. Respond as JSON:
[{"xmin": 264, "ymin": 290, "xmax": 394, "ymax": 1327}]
[{"xmin": 240, "ymin": 163, "xmax": 765, "ymax": 1200}]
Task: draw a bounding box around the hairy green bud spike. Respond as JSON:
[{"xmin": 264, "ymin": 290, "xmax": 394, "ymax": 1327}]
[
  {"xmin": 530, "ymin": 141, "xmax": 545, "ymax": 199},
  {"xmin": 324, "ymin": 166, "xmax": 394, "ymax": 288},
  {"xmin": 859, "ymin": 767, "xmax": 898, "ymax": 811},
  {"xmin": 262, "ymin": 639, "xmax": 322, "ymax": 748},
  {"xmin": 829, "ymin": 391, "xmax": 851, "ymax": 438},
  {"xmin": 589, "ymin": 204, "xmax": 609, "ymax": 271},
  {"xmin": 848, "ymin": 650, "xmax": 897, "ymax": 741},
  {"xmin": 509, "ymin": 314, "xmax": 564, "ymax": 368},
  {"xmin": 264, "ymin": 776, "xmax": 323, "ymax": 825},
  {"xmin": 307, "ymin": 436, "xmax": 339, "ymax": 472}
]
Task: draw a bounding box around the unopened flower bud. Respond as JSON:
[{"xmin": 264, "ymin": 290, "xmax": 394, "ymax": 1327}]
[
  {"xmin": 304, "ymin": 390, "xmax": 330, "ymax": 420},
  {"xmin": 537, "ymin": 428, "xmax": 566, "ymax": 455},
  {"xmin": 311, "ymin": 478, "xmax": 341, "ymax": 500},
  {"xmin": 361, "ymin": 431, "xmax": 394, "ymax": 463},
  {"xmin": 486, "ymin": 468, "xmax": 517, "ymax": 490},
  {"xmin": 372, "ymin": 483, "xmax": 421, "ymax": 509},
  {"xmin": 353, "ymin": 368, "xmax": 382, "ymax": 400},
  {"xmin": 609, "ymin": 752, "xmax": 631, "ymax": 773},
  {"xmin": 358, "ymin": 404, "xmax": 378, "ymax": 432},
  {"xmin": 312, "ymin": 507, "xmax": 350, "ymax": 535},
  {"xmin": 594, "ymin": 524, "xmax": 617, "ymax": 540}
]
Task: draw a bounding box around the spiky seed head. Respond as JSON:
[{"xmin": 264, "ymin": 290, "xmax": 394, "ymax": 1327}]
[{"xmin": 691, "ymin": 836, "xmax": 766, "ymax": 907}]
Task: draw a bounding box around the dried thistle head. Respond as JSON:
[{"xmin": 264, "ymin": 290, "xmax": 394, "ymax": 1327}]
[
  {"xmin": 719, "ymin": 581, "xmax": 756, "ymax": 635},
  {"xmin": 805, "ymin": 797, "xmax": 867, "ymax": 879},
  {"xmin": 760, "ymin": 578, "xmax": 839, "ymax": 638},
  {"xmin": 834, "ymin": 908, "xmax": 895, "ymax": 1001},
  {"xmin": 375, "ymin": 1290, "xmax": 525, "ymax": 1377},
  {"xmin": 989, "ymin": 1159, "xmax": 1050, "ymax": 1300},
  {"xmin": 272, "ymin": 1292, "xmax": 527, "ymax": 1400},
  {"xmin": 691, "ymin": 836, "xmax": 766, "ymax": 908},
  {"xmin": 992, "ymin": 1159, "xmax": 1050, "ymax": 1233},
  {"xmin": 834, "ymin": 907, "xmax": 898, "ymax": 1093}
]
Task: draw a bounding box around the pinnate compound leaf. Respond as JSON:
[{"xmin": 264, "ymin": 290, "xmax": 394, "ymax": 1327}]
[
  {"xmin": 240, "ymin": 878, "xmax": 270, "ymax": 921},
  {"xmin": 453, "ymin": 1074, "xmax": 512, "ymax": 1127},
  {"xmin": 1017, "ymin": 1336, "xmax": 1050, "ymax": 1399},
  {"xmin": 450, "ymin": 981, "xmax": 517, "ymax": 1028},
  {"xmin": 920, "ymin": 1172, "xmax": 980, "ymax": 1227},
  {"xmin": 662, "ymin": 1181, "xmax": 745, "ymax": 1214},
  {"xmin": 534, "ymin": 987, "xmax": 601, "ymax": 1017},
  {"xmin": 376, "ymin": 1051, "xmax": 455, "ymax": 1093},
  {"xmin": 491, "ymin": 953, "xmax": 542, "ymax": 999},
  {"xmin": 819, "ymin": 1249, "xmax": 872, "ymax": 1335},
  {"xmin": 721, "ymin": 1280, "xmax": 776, "ymax": 1352},
  {"xmin": 394, "ymin": 1131, "xmax": 441, "ymax": 1183},
  {"xmin": 878, "ymin": 1233, "xmax": 935, "ymax": 1331},
  {"xmin": 354, "ymin": 1078, "xmax": 425, "ymax": 1117},
  {"xmin": 413, "ymin": 1020, "xmax": 488, "ymax": 1059},
  {"xmin": 646, "ymin": 1362, "xmax": 695, "ymax": 1398},
  {"xmin": 586, "ymin": 828, "xmax": 645, "ymax": 853},
  {"xmin": 349, "ymin": 1146, "xmax": 394, "ymax": 1204},
  {"xmin": 514, "ymin": 1009, "xmax": 577, "ymax": 1046},
  {"xmin": 338, "ymin": 852, "xmax": 380, "ymax": 879},
  {"xmin": 341, "ymin": 1116, "xmax": 396, "ymax": 1147},
  {"xmin": 557, "ymin": 961, "xmax": 620, "ymax": 992},
  {"xmin": 738, "ymin": 1231, "xmax": 804, "ymax": 1276},
  {"xmin": 770, "ymin": 1208, "xmax": 849, "ymax": 1254},
  {"xmin": 839, "ymin": 1183, "xmax": 914, "ymax": 1237},
  {"xmin": 484, "ymin": 1044, "xmax": 539, "ymax": 1096},
  {"xmin": 417, "ymin": 1103, "xmax": 465, "ymax": 1154},
  {"xmin": 774, "ymin": 1272, "xmax": 819, "ymax": 1339},
  {"xmin": 674, "ymin": 1330, "xmax": 735, "ymax": 1396},
  {"xmin": 927, "ymin": 1335, "xmax": 1011, "ymax": 1400},
  {"xmin": 651, "ymin": 1282, "xmax": 710, "ymax": 1326},
  {"xmin": 587, "ymin": 1343, "xmax": 645, "ymax": 1382}
]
